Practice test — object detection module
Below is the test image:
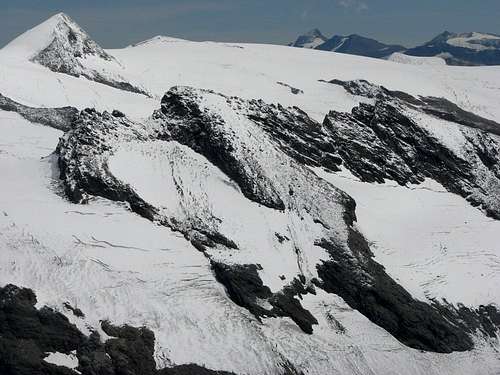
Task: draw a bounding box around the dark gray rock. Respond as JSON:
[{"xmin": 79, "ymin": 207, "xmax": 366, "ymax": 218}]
[{"xmin": 211, "ymin": 262, "xmax": 318, "ymax": 334}]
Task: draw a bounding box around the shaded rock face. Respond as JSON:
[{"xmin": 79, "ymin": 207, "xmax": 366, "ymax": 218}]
[
  {"xmin": 212, "ymin": 262, "xmax": 318, "ymax": 334},
  {"xmin": 0, "ymin": 284, "xmax": 84, "ymax": 375},
  {"xmin": 0, "ymin": 93, "xmax": 78, "ymax": 131},
  {"xmin": 54, "ymin": 86, "xmax": 500, "ymax": 353},
  {"xmin": 324, "ymin": 79, "xmax": 500, "ymax": 219},
  {"xmin": 0, "ymin": 284, "xmax": 236, "ymax": 375}
]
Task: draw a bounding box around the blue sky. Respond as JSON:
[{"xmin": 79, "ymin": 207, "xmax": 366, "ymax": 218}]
[{"xmin": 2, "ymin": 0, "xmax": 499, "ymax": 48}]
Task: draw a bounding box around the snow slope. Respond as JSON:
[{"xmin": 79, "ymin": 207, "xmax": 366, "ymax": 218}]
[{"xmin": 2, "ymin": 105, "xmax": 500, "ymax": 375}]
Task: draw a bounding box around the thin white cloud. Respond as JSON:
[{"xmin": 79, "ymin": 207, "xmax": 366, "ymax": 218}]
[{"xmin": 337, "ymin": 0, "xmax": 368, "ymax": 12}]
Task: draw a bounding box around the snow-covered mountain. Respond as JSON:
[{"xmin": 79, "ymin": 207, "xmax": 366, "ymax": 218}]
[
  {"xmin": 405, "ymin": 31, "xmax": 500, "ymax": 66},
  {"xmin": 289, "ymin": 29, "xmax": 328, "ymax": 49},
  {"xmin": 290, "ymin": 30, "xmax": 406, "ymax": 58},
  {"xmin": 316, "ymin": 34, "xmax": 406, "ymax": 58},
  {"xmin": 291, "ymin": 29, "xmax": 500, "ymax": 66},
  {"xmin": 1, "ymin": 13, "xmax": 148, "ymax": 95},
  {"xmin": 1, "ymin": 13, "xmax": 500, "ymax": 375}
]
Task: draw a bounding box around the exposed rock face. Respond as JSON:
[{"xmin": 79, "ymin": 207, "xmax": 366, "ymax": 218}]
[
  {"xmin": 212, "ymin": 262, "xmax": 318, "ymax": 334},
  {"xmin": 0, "ymin": 284, "xmax": 236, "ymax": 375},
  {"xmin": 55, "ymin": 86, "xmax": 500, "ymax": 353},
  {"xmin": 0, "ymin": 93, "xmax": 78, "ymax": 131},
  {"xmin": 323, "ymin": 79, "xmax": 500, "ymax": 219}
]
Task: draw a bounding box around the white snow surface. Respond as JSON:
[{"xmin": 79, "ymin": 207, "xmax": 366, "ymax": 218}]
[
  {"xmin": 315, "ymin": 168, "xmax": 500, "ymax": 306},
  {"xmin": 44, "ymin": 351, "xmax": 79, "ymax": 372},
  {"xmin": 388, "ymin": 52, "xmax": 446, "ymax": 66},
  {"xmin": 1, "ymin": 13, "xmax": 500, "ymax": 375}
]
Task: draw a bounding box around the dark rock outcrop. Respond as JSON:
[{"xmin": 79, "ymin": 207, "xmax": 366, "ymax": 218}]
[
  {"xmin": 0, "ymin": 93, "xmax": 78, "ymax": 131},
  {"xmin": 315, "ymin": 233, "xmax": 473, "ymax": 353},
  {"xmin": 212, "ymin": 263, "xmax": 318, "ymax": 334},
  {"xmin": 0, "ymin": 284, "xmax": 237, "ymax": 375}
]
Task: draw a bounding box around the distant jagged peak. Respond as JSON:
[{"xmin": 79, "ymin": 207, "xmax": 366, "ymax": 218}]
[{"xmin": 290, "ymin": 28, "xmax": 328, "ymax": 48}]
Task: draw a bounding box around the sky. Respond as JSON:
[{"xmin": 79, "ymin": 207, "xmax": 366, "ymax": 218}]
[{"xmin": 1, "ymin": 0, "xmax": 499, "ymax": 49}]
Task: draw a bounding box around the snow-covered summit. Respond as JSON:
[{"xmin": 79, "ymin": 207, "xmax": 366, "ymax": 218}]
[
  {"xmin": 1, "ymin": 13, "xmax": 148, "ymax": 95},
  {"xmin": 2, "ymin": 12, "xmax": 111, "ymax": 61}
]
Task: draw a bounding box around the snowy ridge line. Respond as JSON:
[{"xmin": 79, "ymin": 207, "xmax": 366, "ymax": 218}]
[
  {"xmin": 57, "ymin": 86, "xmax": 499, "ymax": 354},
  {"xmin": 323, "ymin": 78, "xmax": 500, "ymax": 136}
]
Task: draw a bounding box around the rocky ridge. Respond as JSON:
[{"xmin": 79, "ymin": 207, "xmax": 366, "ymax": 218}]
[{"xmin": 56, "ymin": 86, "xmax": 500, "ymax": 354}]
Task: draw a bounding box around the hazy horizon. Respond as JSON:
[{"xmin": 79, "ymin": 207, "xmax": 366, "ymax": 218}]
[{"xmin": 2, "ymin": 0, "xmax": 500, "ymax": 49}]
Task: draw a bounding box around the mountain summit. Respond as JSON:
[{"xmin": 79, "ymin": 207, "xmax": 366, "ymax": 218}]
[
  {"xmin": 2, "ymin": 13, "xmax": 147, "ymax": 95},
  {"xmin": 3, "ymin": 13, "xmax": 112, "ymax": 64}
]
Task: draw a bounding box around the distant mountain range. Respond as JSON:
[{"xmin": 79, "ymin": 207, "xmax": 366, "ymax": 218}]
[
  {"xmin": 290, "ymin": 29, "xmax": 500, "ymax": 66},
  {"xmin": 290, "ymin": 30, "xmax": 405, "ymax": 58},
  {"xmin": 405, "ymin": 31, "xmax": 500, "ymax": 66}
]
